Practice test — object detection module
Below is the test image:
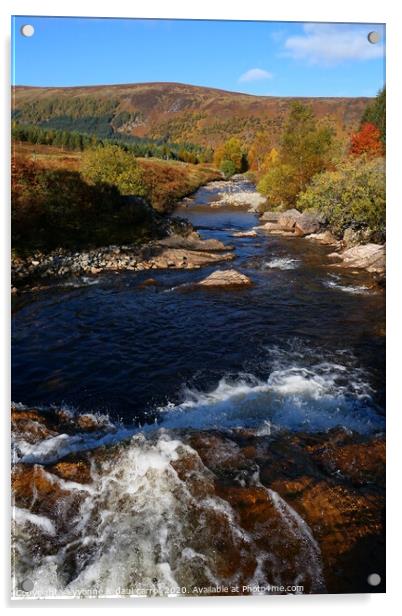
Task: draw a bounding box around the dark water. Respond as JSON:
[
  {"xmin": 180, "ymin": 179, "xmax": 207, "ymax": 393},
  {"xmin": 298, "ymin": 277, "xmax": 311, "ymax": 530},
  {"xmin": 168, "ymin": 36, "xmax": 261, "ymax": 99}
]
[{"xmin": 12, "ymin": 179, "xmax": 385, "ymax": 433}]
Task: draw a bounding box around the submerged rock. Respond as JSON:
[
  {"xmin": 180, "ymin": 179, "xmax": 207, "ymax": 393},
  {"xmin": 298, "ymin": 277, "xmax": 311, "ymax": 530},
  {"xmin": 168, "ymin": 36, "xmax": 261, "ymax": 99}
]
[{"xmin": 197, "ymin": 269, "xmax": 252, "ymax": 288}]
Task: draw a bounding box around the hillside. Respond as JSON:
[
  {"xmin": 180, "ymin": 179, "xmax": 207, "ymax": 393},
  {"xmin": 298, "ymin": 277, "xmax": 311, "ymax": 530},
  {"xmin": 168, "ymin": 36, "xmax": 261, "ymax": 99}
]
[{"xmin": 12, "ymin": 82, "xmax": 370, "ymax": 148}]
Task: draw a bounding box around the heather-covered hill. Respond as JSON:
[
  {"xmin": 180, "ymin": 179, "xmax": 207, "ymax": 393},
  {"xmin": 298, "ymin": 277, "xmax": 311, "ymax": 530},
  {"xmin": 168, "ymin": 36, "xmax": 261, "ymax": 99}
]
[{"xmin": 12, "ymin": 82, "xmax": 370, "ymax": 148}]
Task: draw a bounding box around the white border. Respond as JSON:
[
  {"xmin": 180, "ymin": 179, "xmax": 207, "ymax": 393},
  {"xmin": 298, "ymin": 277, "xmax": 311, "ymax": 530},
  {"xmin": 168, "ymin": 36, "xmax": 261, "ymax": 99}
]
[{"xmin": 2, "ymin": 0, "xmax": 401, "ymax": 613}]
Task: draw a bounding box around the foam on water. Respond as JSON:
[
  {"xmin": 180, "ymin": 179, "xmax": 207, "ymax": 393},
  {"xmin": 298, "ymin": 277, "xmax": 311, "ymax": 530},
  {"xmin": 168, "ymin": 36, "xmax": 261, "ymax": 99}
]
[
  {"xmin": 156, "ymin": 360, "xmax": 383, "ymax": 435},
  {"xmin": 12, "ymin": 431, "xmax": 324, "ymax": 597},
  {"xmin": 263, "ymin": 258, "xmax": 300, "ymax": 270},
  {"xmin": 323, "ymin": 274, "xmax": 373, "ymax": 295}
]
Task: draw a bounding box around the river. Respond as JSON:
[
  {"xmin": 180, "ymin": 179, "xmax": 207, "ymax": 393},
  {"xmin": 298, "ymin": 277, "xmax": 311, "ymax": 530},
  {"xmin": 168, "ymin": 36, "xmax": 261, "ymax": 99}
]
[{"xmin": 11, "ymin": 176, "xmax": 385, "ymax": 597}]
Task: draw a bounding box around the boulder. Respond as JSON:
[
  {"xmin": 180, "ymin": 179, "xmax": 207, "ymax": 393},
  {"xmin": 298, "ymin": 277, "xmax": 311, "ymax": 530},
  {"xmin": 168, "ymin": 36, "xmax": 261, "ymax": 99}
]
[
  {"xmin": 277, "ymin": 209, "xmax": 303, "ymax": 230},
  {"xmin": 157, "ymin": 234, "xmax": 230, "ymax": 252},
  {"xmin": 260, "ymin": 211, "xmax": 280, "ymax": 223},
  {"xmin": 294, "ymin": 213, "xmax": 322, "ymax": 237},
  {"xmin": 338, "ymin": 243, "xmax": 385, "ymax": 273},
  {"xmin": 343, "ymin": 227, "xmax": 374, "ymax": 247},
  {"xmin": 197, "ymin": 269, "xmax": 252, "ymax": 288}
]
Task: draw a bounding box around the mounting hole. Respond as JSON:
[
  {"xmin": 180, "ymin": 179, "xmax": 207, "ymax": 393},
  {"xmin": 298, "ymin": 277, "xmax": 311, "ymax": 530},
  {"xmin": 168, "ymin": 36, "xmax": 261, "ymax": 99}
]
[
  {"xmin": 21, "ymin": 24, "xmax": 35, "ymax": 38},
  {"xmin": 367, "ymin": 31, "xmax": 380, "ymax": 44},
  {"xmin": 21, "ymin": 578, "xmax": 34, "ymax": 592},
  {"xmin": 367, "ymin": 573, "xmax": 381, "ymax": 587}
]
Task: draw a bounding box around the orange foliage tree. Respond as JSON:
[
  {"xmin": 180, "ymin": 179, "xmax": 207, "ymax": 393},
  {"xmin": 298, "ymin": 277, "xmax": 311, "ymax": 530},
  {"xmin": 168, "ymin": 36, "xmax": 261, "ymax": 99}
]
[{"xmin": 350, "ymin": 122, "xmax": 384, "ymax": 158}]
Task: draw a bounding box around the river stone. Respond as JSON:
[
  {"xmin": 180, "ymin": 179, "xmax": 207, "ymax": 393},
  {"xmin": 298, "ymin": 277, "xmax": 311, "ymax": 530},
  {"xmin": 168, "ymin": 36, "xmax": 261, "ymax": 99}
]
[
  {"xmin": 338, "ymin": 243, "xmax": 385, "ymax": 273},
  {"xmin": 197, "ymin": 269, "xmax": 252, "ymax": 288},
  {"xmin": 294, "ymin": 213, "xmax": 322, "ymax": 237},
  {"xmin": 305, "ymin": 231, "xmax": 339, "ymax": 245},
  {"xmin": 343, "ymin": 227, "xmax": 373, "ymax": 247},
  {"xmin": 277, "ymin": 209, "xmax": 303, "ymax": 230},
  {"xmin": 260, "ymin": 211, "xmax": 280, "ymax": 222}
]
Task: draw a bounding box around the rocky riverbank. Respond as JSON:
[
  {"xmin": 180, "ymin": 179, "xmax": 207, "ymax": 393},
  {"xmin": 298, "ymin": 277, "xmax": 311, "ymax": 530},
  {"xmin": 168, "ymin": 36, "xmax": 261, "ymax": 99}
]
[
  {"xmin": 256, "ymin": 208, "xmax": 385, "ymax": 277},
  {"xmin": 11, "ymin": 230, "xmax": 235, "ymax": 292},
  {"xmin": 11, "ymin": 404, "xmax": 385, "ymax": 596}
]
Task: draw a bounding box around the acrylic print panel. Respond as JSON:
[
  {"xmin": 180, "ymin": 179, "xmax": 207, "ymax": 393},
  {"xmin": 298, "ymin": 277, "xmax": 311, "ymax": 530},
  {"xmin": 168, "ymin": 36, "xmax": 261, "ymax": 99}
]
[{"xmin": 11, "ymin": 16, "xmax": 385, "ymax": 598}]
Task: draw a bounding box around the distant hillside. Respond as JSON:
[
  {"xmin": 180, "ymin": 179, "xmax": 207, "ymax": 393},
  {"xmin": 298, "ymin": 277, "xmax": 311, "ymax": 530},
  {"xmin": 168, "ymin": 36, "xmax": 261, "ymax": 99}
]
[{"xmin": 12, "ymin": 82, "xmax": 371, "ymax": 148}]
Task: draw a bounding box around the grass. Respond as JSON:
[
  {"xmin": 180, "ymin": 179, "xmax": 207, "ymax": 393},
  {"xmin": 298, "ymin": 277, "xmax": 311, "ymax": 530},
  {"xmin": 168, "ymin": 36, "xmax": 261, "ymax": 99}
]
[{"xmin": 12, "ymin": 142, "xmax": 221, "ymax": 212}]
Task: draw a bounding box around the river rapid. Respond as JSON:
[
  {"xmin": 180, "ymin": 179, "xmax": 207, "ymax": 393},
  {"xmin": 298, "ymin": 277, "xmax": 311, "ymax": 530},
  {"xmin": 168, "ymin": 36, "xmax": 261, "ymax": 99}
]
[{"xmin": 11, "ymin": 176, "xmax": 385, "ymax": 597}]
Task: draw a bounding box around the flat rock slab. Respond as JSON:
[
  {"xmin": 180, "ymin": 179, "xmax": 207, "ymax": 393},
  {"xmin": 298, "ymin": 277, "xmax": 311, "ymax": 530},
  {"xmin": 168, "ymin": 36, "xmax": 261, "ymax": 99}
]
[
  {"xmin": 151, "ymin": 248, "xmax": 234, "ymax": 269},
  {"xmin": 197, "ymin": 269, "xmax": 252, "ymax": 288},
  {"xmin": 157, "ymin": 233, "xmax": 231, "ymax": 252},
  {"xmin": 305, "ymin": 231, "xmax": 340, "ymax": 246},
  {"xmin": 335, "ymin": 243, "xmax": 385, "ymax": 273}
]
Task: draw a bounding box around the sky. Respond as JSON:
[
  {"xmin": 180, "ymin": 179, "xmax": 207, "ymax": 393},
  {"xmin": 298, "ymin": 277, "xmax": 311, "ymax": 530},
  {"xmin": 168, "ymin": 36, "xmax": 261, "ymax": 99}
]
[{"xmin": 12, "ymin": 17, "xmax": 385, "ymax": 97}]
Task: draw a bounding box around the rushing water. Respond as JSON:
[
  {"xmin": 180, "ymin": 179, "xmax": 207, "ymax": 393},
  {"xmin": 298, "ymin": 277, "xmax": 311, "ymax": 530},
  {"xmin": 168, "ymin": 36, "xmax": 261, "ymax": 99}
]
[{"xmin": 11, "ymin": 177, "xmax": 385, "ymax": 597}]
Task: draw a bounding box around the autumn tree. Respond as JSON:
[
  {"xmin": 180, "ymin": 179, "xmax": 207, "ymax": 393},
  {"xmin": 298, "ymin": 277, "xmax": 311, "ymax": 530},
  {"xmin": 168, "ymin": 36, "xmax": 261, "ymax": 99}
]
[
  {"xmin": 258, "ymin": 103, "xmax": 334, "ymax": 208},
  {"xmin": 350, "ymin": 122, "xmax": 384, "ymax": 158},
  {"xmin": 361, "ymin": 86, "xmax": 385, "ymax": 143},
  {"xmin": 213, "ymin": 137, "xmax": 246, "ymax": 176},
  {"xmin": 247, "ymin": 132, "xmax": 272, "ymax": 173}
]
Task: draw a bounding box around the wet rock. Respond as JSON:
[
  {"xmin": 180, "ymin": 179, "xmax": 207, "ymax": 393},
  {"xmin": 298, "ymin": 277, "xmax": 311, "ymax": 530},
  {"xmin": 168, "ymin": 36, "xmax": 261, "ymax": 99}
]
[
  {"xmin": 11, "ymin": 407, "xmax": 385, "ymax": 595},
  {"xmin": 197, "ymin": 269, "xmax": 252, "ymax": 288},
  {"xmin": 49, "ymin": 460, "xmax": 92, "ymax": 484},
  {"xmin": 11, "ymin": 408, "xmax": 57, "ymax": 444}
]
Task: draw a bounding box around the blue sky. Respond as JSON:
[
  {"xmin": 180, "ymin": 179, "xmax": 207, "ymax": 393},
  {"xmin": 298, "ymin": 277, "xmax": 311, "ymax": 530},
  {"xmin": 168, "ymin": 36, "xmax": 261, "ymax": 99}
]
[{"xmin": 12, "ymin": 17, "xmax": 385, "ymax": 97}]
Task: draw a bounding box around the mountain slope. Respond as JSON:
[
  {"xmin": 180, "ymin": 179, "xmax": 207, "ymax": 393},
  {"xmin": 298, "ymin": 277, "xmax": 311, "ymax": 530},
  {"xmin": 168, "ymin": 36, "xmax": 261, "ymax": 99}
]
[{"xmin": 12, "ymin": 82, "xmax": 370, "ymax": 147}]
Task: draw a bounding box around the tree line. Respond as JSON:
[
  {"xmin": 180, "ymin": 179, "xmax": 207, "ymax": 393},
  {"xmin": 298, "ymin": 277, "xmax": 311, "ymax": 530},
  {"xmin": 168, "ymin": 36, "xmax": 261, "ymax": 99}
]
[{"xmin": 11, "ymin": 122, "xmax": 213, "ymax": 164}]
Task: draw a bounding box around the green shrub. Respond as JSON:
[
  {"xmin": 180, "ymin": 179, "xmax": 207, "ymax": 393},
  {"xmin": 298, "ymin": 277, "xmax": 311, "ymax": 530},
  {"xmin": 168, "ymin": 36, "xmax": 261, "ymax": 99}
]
[
  {"xmin": 296, "ymin": 156, "xmax": 385, "ymax": 239},
  {"xmin": 80, "ymin": 145, "xmax": 147, "ymax": 196},
  {"xmin": 220, "ymin": 159, "xmax": 237, "ymax": 178},
  {"xmin": 12, "ymin": 157, "xmax": 154, "ymax": 252},
  {"xmin": 257, "ymin": 164, "xmax": 299, "ymax": 210}
]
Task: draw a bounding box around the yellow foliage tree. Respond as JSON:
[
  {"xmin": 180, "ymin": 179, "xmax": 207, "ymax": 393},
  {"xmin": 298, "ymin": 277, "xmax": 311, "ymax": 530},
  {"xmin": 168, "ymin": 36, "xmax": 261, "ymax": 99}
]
[
  {"xmin": 247, "ymin": 132, "xmax": 272, "ymax": 173},
  {"xmin": 213, "ymin": 137, "xmax": 244, "ymax": 174}
]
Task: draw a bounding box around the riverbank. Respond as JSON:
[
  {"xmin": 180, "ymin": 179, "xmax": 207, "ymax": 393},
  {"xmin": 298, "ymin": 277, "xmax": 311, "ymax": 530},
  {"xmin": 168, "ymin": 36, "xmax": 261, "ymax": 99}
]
[
  {"xmin": 11, "ymin": 230, "xmax": 234, "ymax": 292},
  {"xmin": 255, "ymin": 207, "xmax": 385, "ymax": 278}
]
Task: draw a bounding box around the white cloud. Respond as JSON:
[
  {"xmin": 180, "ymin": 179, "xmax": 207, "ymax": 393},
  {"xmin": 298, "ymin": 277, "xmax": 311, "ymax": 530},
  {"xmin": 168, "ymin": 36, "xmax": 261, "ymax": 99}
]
[
  {"xmin": 238, "ymin": 68, "xmax": 273, "ymax": 82},
  {"xmin": 283, "ymin": 23, "xmax": 384, "ymax": 65}
]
